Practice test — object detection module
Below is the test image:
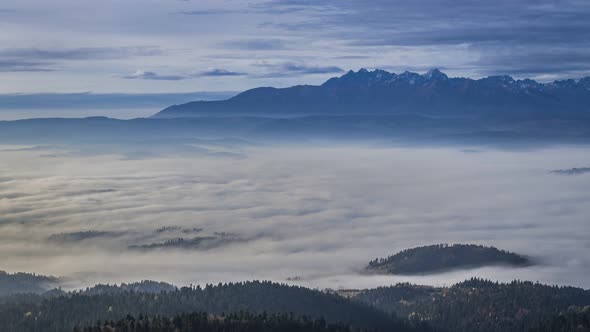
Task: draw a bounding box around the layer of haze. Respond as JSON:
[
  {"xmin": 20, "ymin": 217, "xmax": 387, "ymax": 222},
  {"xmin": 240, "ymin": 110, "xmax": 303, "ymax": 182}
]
[{"xmin": 0, "ymin": 144, "xmax": 589, "ymax": 290}]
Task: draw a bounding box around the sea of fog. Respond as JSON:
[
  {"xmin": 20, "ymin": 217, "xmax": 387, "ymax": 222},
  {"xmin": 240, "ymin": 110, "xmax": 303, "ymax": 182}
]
[{"xmin": 0, "ymin": 144, "xmax": 589, "ymax": 290}]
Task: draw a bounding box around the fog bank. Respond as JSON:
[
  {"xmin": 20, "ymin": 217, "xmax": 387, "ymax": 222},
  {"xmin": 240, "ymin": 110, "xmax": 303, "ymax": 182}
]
[{"xmin": 0, "ymin": 145, "xmax": 588, "ymax": 290}]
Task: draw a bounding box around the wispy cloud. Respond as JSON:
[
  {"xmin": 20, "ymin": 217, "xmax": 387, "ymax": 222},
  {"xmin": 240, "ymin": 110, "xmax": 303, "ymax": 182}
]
[
  {"xmin": 253, "ymin": 62, "xmax": 344, "ymax": 78},
  {"xmin": 0, "ymin": 47, "xmax": 163, "ymax": 74},
  {"xmin": 121, "ymin": 70, "xmax": 188, "ymax": 81},
  {"xmin": 196, "ymin": 69, "xmax": 247, "ymax": 77},
  {"xmin": 120, "ymin": 68, "xmax": 248, "ymax": 81},
  {"xmin": 223, "ymin": 39, "xmax": 287, "ymax": 50},
  {"xmin": 0, "ymin": 46, "xmax": 162, "ymax": 61},
  {"xmin": 177, "ymin": 9, "xmax": 239, "ymax": 16},
  {"xmin": 0, "ymin": 59, "xmax": 55, "ymax": 72},
  {"xmin": 282, "ymin": 63, "xmax": 344, "ymax": 74},
  {"xmin": 551, "ymin": 167, "xmax": 590, "ymax": 176}
]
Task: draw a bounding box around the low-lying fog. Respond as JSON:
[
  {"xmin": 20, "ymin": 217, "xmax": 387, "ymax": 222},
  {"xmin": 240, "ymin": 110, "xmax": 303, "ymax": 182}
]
[{"xmin": 0, "ymin": 144, "xmax": 589, "ymax": 290}]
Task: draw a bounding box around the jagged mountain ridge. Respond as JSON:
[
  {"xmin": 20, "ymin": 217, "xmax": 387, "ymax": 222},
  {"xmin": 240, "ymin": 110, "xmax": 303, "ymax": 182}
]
[{"xmin": 154, "ymin": 69, "xmax": 590, "ymax": 118}]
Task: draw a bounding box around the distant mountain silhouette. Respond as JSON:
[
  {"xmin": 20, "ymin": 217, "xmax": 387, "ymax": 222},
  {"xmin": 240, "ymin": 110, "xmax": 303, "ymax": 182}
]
[
  {"xmin": 154, "ymin": 69, "xmax": 590, "ymax": 118},
  {"xmin": 1, "ymin": 69, "xmax": 589, "ymax": 147}
]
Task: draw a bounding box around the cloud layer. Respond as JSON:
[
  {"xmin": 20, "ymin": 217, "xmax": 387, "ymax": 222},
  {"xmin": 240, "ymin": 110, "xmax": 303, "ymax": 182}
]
[{"xmin": 0, "ymin": 144, "xmax": 589, "ymax": 290}]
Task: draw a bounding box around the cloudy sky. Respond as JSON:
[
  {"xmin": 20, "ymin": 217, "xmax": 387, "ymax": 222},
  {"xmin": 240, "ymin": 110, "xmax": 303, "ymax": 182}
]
[{"xmin": 1, "ymin": 0, "xmax": 590, "ymax": 96}]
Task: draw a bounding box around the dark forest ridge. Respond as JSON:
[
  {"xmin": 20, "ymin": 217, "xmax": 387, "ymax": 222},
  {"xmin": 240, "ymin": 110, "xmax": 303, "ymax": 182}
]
[
  {"xmin": 154, "ymin": 68, "xmax": 590, "ymax": 118},
  {"xmin": 75, "ymin": 312, "xmax": 383, "ymax": 332},
  {"xmin": 1, "ymin": 278, "xmax": 588, "ymax": 332},
  {"xmin": 354, "ymin": 278, "xmax": 590, "ymax": 332},
  {"xmin": 366, "ymin": 244, "xmax": 531, "ymax": 275},
  {"xmin": 0, "ymin": 281, "xmax": 414, "ymax": 332}
]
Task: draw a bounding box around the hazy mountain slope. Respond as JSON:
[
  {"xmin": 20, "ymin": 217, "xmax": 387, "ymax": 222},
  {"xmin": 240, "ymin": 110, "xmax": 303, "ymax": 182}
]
[{"xmin": 1, "ymin": 114, "xmax": 589, "ymax": 148}]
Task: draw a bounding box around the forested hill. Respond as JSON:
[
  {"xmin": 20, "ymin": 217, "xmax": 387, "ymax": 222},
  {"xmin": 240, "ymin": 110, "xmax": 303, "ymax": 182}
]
[
  {"xmin": 69, "ymin": 306, "xmax": 590, "ymax": 332},
  {"xmin": 0, "ymin": 271, "xmax": 59, "ymax": 297},
  {"xmin": 78, "ymin": 280, "xmax": 176, "ymax": 295},
  {"xmin": 2, "ymin": 278, "xmax": 589, "ymax": 332},
  {"xmin": 75, "ymin": 311, "xmax": 387, "ymax": 332},
  {"xmin": 531, "ymin": 306, "xmax": 590, "ymax": 332},
  {"xmin": 0, "ymin": 281, "xmax": 424, "ymax": 332},
  {"xmin": 354, "ymin": 278, "xmax": 590, "ymax": 332},
  {"xmin": 366, "ymin": 244, "xmax": 530, "ymax": 275}
]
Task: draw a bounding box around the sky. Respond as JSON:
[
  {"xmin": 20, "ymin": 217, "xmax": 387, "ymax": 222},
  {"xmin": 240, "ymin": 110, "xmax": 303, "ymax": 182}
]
[
  {"xmin": 1, "ymin": 0, "xmax": 590, "ymax": 97},
  {"xmin": 1, "ymin": 145, "xmax": 589, "ymax": 290}
]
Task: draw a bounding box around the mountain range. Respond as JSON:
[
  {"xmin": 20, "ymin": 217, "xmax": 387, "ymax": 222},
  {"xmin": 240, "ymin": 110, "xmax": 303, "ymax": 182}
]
[
  {"xmin": 0, "ymin": 69, "xmax": 589, "ymax": 147},
  {"xmin": 154, "ymin": 69, "xmax": 590, "ymax": 119}
]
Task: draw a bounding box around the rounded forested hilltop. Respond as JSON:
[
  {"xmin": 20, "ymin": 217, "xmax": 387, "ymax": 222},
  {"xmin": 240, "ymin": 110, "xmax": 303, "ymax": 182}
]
[
  {"xmin": 366, "ymin": 244, "xmax": 530, "ymax": 275},
  {"xmin": 0, "ymin": 270, "xmax": 59, "ymax": 296}
]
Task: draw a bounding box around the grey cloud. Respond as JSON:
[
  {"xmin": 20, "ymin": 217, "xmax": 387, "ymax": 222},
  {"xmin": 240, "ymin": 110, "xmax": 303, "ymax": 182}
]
[
  {"xmin": 0, "ymin": 46, "xmax": 162, "ymax": 74},
  {"xmin": 223, "ymin": 39, "xmax": 287, "ymax": 50},
  {"xmin": 0, "ymin": 59, "xmax": 55, "ymax": 72},
  {"xmin": 253, "ymin": 62, "xmax": 344, "ymax": 78},
  {"xmin": 0, "ymin": 46, "xmax": 162, "ymax": 61},
  {"xmin": 551, "ymin": 167, "xmax": 590, "ymax": 176},
  {"xmin": 120, "ymin": 68, "xmax": 248, "ymax": 81},
  {"xmin": 331, "ymin": 55, "xmax": 371, "ymax": 60},
  {"xmin": 251, "ymin": 3, "xmax": 314, "ymax": 15},
  {"xmin": 177, "ymin": 9, "xmax": 239, "ymax": 16},
  {"xmin": 267, "ymin": 0, "xmax": 590, "ymax": 46},
  {"xmin": 177, "ymin": 3, "xmax": 310, "ymax": 16},
  {"xmin": 263, "ymin": 0, "xmax": 590, "ymax": 78},
  {"xmin": 121, "ymin": 70, "xmax": 188, "ymax": 81},
  {"xmin": 196, "ymin": 69, "xmax": 247, "ymax": 77},
  {"xmin": 282, "ymin": 63, "xmax": 344, "ymax": 74},
  {"xmin": 468, "ymin": 46, "xmax": 590, "ymax": 79}
]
